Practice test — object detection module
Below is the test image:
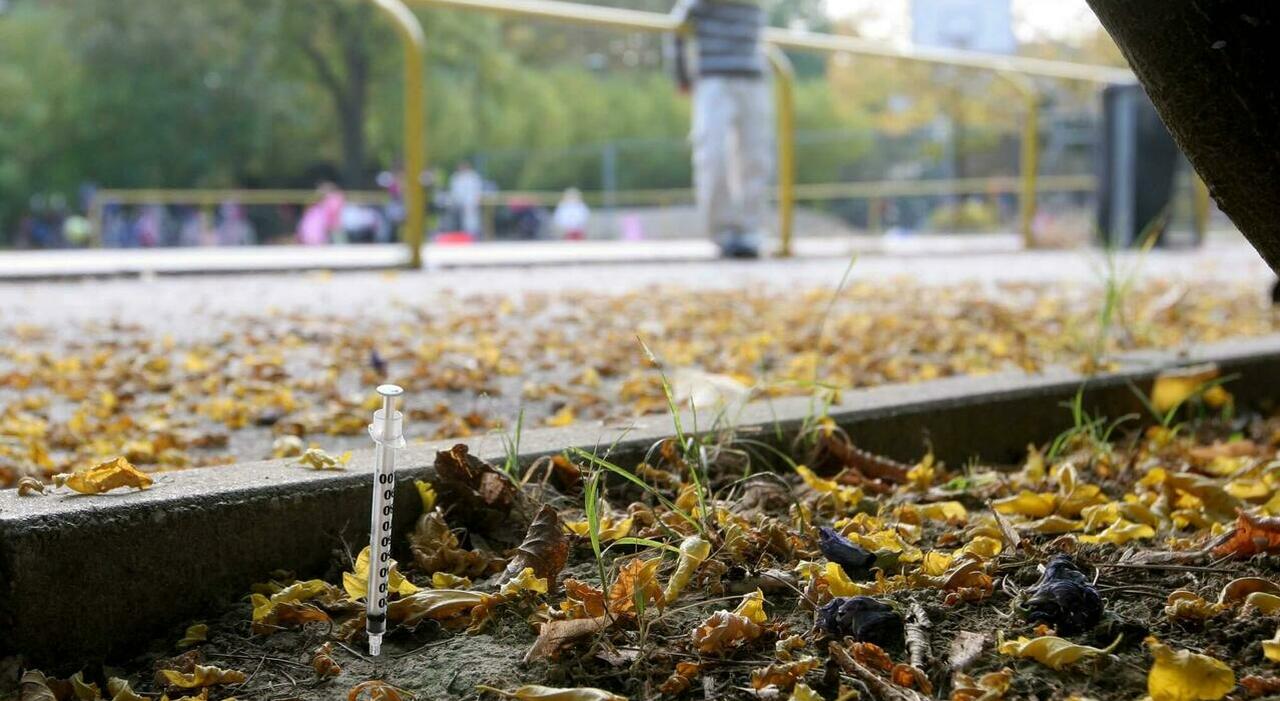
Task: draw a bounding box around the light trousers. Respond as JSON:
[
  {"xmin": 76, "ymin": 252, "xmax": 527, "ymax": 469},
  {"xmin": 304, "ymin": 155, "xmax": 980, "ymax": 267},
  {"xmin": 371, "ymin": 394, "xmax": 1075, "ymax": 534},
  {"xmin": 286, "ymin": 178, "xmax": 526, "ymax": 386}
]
[{"xmin": 691, "ymin": 75, "xmax": 774, "ymax": 240}]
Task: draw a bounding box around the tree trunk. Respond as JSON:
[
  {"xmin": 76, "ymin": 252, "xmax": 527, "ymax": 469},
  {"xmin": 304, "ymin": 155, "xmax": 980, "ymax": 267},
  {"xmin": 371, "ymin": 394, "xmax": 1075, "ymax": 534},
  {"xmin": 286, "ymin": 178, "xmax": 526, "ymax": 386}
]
[
  {"xmin": 337, "ymin": 90, "xmax": 366, "ymax": 188},
  {"xmin": 1085, "ymin": 1, "xmax": 1280, "ymax": 273},
  {"xmin": 336, "ymin": 13, "xmax": 370, "ymax": 188}
]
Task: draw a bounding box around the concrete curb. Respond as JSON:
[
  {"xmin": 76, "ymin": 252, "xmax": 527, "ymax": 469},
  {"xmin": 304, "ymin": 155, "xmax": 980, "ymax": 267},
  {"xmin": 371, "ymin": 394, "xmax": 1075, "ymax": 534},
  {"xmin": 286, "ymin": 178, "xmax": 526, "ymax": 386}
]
[
  {"xmin": 3, "ymin": 335, "xmax": 1280, "ymax": 664},
  {"xmin": 0, "ymin": 235, "xmax": 1024, "ymax": 282}
]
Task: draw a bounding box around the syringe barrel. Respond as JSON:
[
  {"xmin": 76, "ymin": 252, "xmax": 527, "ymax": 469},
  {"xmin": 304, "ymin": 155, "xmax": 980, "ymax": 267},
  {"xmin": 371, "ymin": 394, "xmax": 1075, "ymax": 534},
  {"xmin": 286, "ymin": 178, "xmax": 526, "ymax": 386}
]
[{"xmin": 365, "ymin": 397, "xmax": 403, "ymax": 656}]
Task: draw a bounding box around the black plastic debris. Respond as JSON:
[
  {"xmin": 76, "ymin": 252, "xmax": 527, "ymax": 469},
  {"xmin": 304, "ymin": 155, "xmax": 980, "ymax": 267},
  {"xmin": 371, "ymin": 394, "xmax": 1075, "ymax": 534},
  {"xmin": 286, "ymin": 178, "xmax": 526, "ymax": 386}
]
[
  {"xmin": 1024, "ymin": 554, "xmax": 1103, "ymax": 635},
  {"xmin": 815, "ymin": 596, "xmax": 904, "ymax": 650},
  {"xmin": 818, "ymin": 526, "xmax": 877, "ymax": 580}
]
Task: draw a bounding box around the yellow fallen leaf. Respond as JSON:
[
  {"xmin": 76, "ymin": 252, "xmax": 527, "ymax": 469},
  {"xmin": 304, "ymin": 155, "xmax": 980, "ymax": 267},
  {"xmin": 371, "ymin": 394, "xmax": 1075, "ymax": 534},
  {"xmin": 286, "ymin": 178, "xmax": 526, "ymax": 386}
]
[
  {"xmin": 1079, "ymin": 519, "xmax": 1155, "ymax": 545},
  {"xmin": 992, "ymin": 491, "xmax": 1056, "ymax": 518},
  {"xmin": 478, "ymin": 684, "xmax": 626, "ymax": 700},
  {"xmin": 297, "ymin": 447, "xmax": 351, "ymax": 470},
  {"xmin": 1021, "ymin": 515, "xmax": 1084, "ymax": 534},
  {"xmin": 565, "ymin": 516, "xmax": 633, "ymax": 541},
  {"xmin": 55, "ymin": 457, "xmax": 153, "ymax": 494},
  {"xmin": 913, "ymin": 501, "xmax": 968, "ymax": 522},
  {"xmin": 958, "ymin": 535, "xmax": 1002, "ymax": 560},
  {"xmin": 795, "ymin": 465, "xmax": 862, "ymax": 509},
  {"xmin": 734, "ymin": 588, "xmax": 768, "ymax": 625},
  {"xmin": 432, "ymin": 572, "xmax": 472, "ymax": 589},
  {"xmin": 1265, "ymin": 628, "xmax": 1280, "ymax": 663},
  {"xmin": 663, "ymin": 535, "xmax": 712, "ymax": 603},
  {"xmin": 159, "ymin": 664, "xmax": 247, "ymax": 689},
  {"xmin": 823, "ymin": 562, "xmax": 877, "ymax": 597},
  {"xmin": 107, "ymin": 677, "xmax": 147, "ymax": 701},
  {"xmin": 789, "ymin": 682, "xmax": 825, "ymax": 701},
  {"xmin": 1164, "ymin": 591, "xmax": 1223, "ymax": 620},
  {"xmin": 416, "ymin": 480, "xmax": 437, "ymax": 512},
  {"xmin": 177, "ymin": 623, "xmax": 208, "ymax": 648},
  {"xmin": 498, "ymin": 567, "xmax": 549, "ymax": 597},
  {"xmin": 1080, "ymin": 502, "xmax": 1161, "ymax": 530},
  {"xmin": 71, "ymin": 671, "xmax": 100, "ymax": 701},
  {"xmin": 1150, "ymin": 364, "xmax": 1220, "ymax": 414},
  {"xmin": 343, "ymin": 546, "xmax": 419, "ymax": 600},
  {"xmin": 1147, "ymin": 636, "xmax": 1234, "ymax": 701},
  {"xmin": 1244, "ymin": 592, "xmax": 1280, "ymax": 614},
  {"xmin": 919, "ymin": 551, "xmax": 954, "ymax": 577},
  {"xmin": 545, "ymin": 406, "xmax": 576, "ymax": 427},
  {"xmin": 998, "ymin": 634, "xmax": 1120, "ymax": 671}
]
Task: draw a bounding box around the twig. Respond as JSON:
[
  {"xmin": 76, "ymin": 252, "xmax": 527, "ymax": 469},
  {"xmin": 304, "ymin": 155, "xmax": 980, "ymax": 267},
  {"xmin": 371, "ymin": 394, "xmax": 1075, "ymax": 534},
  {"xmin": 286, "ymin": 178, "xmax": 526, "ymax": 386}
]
[
  {"xmin": 905, "ymin": 602, "xmax": 932, "ymax": 671},
  {"xmin": 1098, "ymin": 562, "xmax": 1221, "ymax": 573},
  {"xmin": 828, "ymin": 641, "xmax": 931, "ymax": 701}
]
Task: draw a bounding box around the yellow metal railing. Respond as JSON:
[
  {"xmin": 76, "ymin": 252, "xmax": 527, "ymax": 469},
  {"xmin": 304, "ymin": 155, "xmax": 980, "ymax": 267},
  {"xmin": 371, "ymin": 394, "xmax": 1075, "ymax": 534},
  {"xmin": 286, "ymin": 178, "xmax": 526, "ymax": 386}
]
[{"xmin": 370, "ymin": 0, "xmax": 428, "ymax": 268}]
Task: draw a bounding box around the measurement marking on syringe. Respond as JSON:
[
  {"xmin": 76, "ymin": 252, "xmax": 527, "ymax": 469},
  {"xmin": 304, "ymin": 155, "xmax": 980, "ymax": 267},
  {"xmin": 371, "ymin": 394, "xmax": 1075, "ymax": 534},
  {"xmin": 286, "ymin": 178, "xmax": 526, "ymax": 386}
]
[{"xmin": 365, "ymin": 383, "xmax": 405, "ymax": 658}]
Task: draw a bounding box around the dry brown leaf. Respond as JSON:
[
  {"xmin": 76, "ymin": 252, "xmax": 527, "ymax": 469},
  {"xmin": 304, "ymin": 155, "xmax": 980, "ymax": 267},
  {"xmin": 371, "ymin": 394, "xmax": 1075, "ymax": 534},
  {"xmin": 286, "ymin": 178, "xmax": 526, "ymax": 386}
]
[
  {"xmin": 1218, "ymin": 577, "xmax": 1280, "ymax": 606},
  {"xmin": 607, "ymin": 558, "xmax": 662, "ymax": 616},
  {"xmin": 827, "ymin": 641, "xmax": 932, "ymax": 701},
  {"xmin": 892, "ymin": 663, "xmax": 934, "ymax": 695},
  {"xmin": 524, "ymin": 615, "xmax": 609, "ymax": 663},
  {"xmin": 434, "ymin": 444, "xmax": 534, "ymax": 547},
  {"xmin": 17, "ymin": 476, "xmax": 45, "ymax": 496},
  {"xmin": 750, "ymin": 657, "xmax": 821, "ymax": 691},
  {"xmin": 312, "ymin": 642, "xmax": 341, "ymax": 679},
  {"xmin": 948, "ymin": 631, "xmax": 987, "ymax": 672},
  {"xmin": 951, "ymin": 668, "xmax": 1013, "ymax": 701},
  {"xmin": 410, "ymin": 508, "xmax": 501, "ymax": 578},
  {"xmin": 1215, "ymin": 510, "xmax": 1280, "ymax": 559},
  {"xmin": 387, "ymin": 588, "xmax": 487, "ymax": 628},
  {"xmin": 501, "ymin": 505, "xmax": 569, "ymax": 585},
  {"xmin": 691, "ymin": 610, "xmax": 763, "ymax": 654},
  {"xmin": 561, "ymin": 579, "xmax": 608, "ymax": 618},
  {"xmin": 1240, "ymin": 675, "xmax": 1280, "ymax": 698},
  {"xmin": 348, "ymin": 679, "xmax": 406, "ymax": 701},
  {"xmin": 848, "ymin": 642, "xmax": 894, "ymax": 672},
  {"xmin": 19, "ymin": 670, "xmax": 63, "ymax": 701},
  {"xmin": 55, "ymin": 456, "xmax": 152, "ymax": 494},
  {"xmin": 659, "ymin": 661, "xmax": 702, "ymax": 695},
  {"xmin": 158, "ymin": 664, "xmax": 247, "ymax": 689}
]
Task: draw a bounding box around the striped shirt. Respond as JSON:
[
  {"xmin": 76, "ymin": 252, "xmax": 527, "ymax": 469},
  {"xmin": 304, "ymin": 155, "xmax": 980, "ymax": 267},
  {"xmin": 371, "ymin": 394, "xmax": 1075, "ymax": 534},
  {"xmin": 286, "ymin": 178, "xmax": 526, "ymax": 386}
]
[{"xmin": 671, "ymin": 0, "xmax": 766, "ymax": 81}]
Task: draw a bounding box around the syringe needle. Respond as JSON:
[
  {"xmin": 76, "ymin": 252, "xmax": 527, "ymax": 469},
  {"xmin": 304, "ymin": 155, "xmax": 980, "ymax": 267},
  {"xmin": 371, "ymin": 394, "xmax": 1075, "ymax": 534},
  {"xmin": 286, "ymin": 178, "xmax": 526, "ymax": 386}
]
[{"xmin": 366, "ymin": 383, "xmax": 405, "ymax": 658}]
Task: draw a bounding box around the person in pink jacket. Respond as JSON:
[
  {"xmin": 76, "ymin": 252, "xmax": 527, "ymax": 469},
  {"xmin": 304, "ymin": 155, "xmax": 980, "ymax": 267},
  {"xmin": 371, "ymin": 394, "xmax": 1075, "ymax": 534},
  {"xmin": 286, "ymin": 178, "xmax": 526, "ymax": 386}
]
[{"xmin": 298, "ymin": 182, "xmax": 345, "ymax": 245}]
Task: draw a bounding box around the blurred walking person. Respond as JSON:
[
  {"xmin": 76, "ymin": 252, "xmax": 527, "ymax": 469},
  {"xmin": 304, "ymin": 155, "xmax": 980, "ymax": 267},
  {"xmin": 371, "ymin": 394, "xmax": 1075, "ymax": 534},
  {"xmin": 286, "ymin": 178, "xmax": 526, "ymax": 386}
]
[
  {"xmin": 670, "ymin": 0, "xmax": 772, "ymax": 258},
  {"xmin": 298, "ymin": 182, "xmax": 344, "ymax": 246},
  {"xmin": 552, "ymin": 188, "xmax": 590, "ymax": 240},
  {"xmin": 448, "ymin": 161, "xmax": 483, "ymax": 237}
]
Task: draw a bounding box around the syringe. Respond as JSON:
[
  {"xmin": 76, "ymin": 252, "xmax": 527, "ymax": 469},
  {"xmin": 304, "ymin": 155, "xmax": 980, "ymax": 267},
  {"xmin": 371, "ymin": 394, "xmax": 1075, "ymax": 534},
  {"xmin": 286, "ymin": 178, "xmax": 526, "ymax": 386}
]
[{"xmin": 366, "ymin": 384, "xmax": 405, "ymax": 657}]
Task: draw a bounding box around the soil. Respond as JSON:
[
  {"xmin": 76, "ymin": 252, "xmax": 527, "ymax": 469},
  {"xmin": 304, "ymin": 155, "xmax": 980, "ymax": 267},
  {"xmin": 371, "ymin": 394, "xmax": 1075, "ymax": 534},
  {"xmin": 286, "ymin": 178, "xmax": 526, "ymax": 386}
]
[{"xmin": 11, "ymin": 395, "xmax": 1280, "ymax": 701}]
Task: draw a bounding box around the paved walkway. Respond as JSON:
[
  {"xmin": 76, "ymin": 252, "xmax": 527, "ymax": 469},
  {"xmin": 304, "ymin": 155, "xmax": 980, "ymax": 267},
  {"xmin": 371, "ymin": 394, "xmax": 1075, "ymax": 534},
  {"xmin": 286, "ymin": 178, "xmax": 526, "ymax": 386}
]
[
  {"xmin": 0, "ymin": 237, "xmax": 1271, "ymax": 334},
  {"xmin": 0, "ymin": 234, "xmax": 1025, "ymax": 279}
]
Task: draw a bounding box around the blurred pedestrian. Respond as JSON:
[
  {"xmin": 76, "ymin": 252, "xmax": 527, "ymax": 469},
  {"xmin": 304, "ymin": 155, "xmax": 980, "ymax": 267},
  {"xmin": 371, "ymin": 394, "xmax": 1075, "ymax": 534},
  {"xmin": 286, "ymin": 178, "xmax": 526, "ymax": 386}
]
[
  {"xmin": 552, "ymin": 188, "xmax": 590, "ymax": 240},
  {"xmin": 297, "ymin": 182, "xmax": 344, "ymax": 245},
  {"xmin": 448, "ymin": 161, "xmax": 483, "ymax": 236},
  {"xmin": 670, "ymin": 0, "xmax": 772, "ymax": 258}
]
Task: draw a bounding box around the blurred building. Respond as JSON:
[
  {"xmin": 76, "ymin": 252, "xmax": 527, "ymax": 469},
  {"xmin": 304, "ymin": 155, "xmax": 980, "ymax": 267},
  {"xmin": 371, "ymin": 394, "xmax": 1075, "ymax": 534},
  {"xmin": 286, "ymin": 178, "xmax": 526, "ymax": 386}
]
[{"xmin": 910, "ymin": 0, "xmax": 1015, "ymax": 54}]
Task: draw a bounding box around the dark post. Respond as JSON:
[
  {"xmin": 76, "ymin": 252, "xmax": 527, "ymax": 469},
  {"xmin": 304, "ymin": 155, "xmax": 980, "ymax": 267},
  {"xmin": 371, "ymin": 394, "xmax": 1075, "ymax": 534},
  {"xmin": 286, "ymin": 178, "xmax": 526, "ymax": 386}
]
[{"xmin": 1085, "ymin": 1, "xmax": 1280, "ymax": 272}]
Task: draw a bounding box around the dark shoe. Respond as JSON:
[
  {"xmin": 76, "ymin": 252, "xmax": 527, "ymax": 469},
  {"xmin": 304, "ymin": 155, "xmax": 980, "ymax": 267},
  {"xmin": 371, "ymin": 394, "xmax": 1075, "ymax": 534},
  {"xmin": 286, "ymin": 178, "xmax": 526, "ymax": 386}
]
[{"xmin": 717, "ymin": 232, "xmax": 761, "ymax": 259}]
